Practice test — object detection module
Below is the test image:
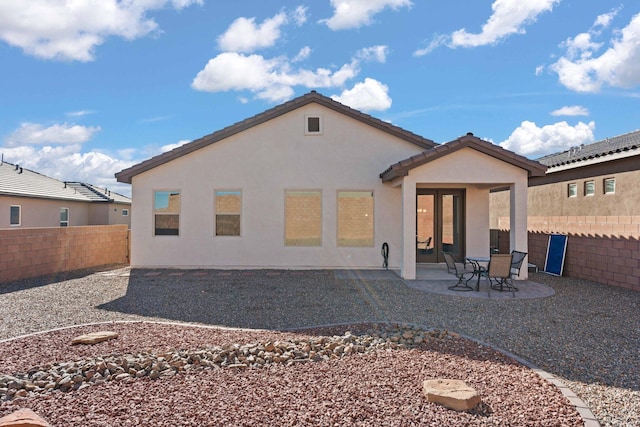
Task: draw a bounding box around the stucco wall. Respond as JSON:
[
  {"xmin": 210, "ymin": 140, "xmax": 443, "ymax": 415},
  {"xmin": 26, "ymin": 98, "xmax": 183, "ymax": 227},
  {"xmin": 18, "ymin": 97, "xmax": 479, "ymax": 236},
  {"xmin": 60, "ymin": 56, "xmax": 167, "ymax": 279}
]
[
  {"xmin": 130, "ymin": 104, "xmax": 425, "ymax": 269},
  {"xmin": 0, "ymin": 196, "xmax": 91, "ymax": 228}
]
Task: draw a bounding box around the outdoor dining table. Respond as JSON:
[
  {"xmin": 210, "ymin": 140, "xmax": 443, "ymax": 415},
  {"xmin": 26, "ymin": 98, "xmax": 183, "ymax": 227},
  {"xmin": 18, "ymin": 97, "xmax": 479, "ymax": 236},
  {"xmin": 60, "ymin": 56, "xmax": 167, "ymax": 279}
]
[{"xmin": 465, "ymin": 256, "xmax": 490, "ymax": 291}]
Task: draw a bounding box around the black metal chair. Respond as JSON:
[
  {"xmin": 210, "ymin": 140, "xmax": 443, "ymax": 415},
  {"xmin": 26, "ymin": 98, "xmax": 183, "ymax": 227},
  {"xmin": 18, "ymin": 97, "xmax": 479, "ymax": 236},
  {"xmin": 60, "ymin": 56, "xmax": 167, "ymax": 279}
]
[
  {"xmin": 509, "ymin": 250, "xmax": 527, "ymax": 289},
  {"xmin": 441, "ymin": 251, "xmax": 475, "ymax": 291}
]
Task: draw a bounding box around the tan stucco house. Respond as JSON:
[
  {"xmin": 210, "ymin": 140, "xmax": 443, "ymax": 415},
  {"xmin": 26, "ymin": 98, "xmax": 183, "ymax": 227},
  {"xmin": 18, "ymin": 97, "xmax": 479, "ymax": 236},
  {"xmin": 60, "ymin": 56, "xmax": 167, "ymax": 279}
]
[
  {"xmin": 116, "ymin": 91, "xmax": 545, "ymax": 279},
  {"xmin": 0, "ymin": 161, "xmax": 131, "ymax": 229}
]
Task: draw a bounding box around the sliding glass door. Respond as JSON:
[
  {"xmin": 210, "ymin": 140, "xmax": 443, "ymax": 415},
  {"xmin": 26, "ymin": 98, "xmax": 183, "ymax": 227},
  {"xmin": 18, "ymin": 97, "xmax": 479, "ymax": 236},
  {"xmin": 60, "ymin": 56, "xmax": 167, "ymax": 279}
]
[{"xmin": 416, "ymin": 189, "xmax": 465, "ymax": 263}]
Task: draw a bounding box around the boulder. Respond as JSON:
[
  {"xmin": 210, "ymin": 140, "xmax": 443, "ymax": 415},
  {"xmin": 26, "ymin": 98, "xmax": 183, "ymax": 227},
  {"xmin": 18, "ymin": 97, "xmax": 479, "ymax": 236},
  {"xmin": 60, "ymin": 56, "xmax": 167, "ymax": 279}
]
[
  {"xmin": 0, "ymin": 408, "xmax": 50, "ymax": 427},
  {"xmin": 423, "ymin": 379, "xmax": 481, "ymax": 411},
  {"xmin": 71, "ymin": 331, "xmax": 118, "ymax": 345}
]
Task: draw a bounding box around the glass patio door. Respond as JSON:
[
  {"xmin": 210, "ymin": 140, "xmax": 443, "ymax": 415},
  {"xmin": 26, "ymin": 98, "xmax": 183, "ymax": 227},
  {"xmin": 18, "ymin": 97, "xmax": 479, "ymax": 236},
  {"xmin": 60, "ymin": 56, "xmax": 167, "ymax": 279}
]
[{"xmin": 416, "ymin": 190, "xmax": 465, "ymax": 263}]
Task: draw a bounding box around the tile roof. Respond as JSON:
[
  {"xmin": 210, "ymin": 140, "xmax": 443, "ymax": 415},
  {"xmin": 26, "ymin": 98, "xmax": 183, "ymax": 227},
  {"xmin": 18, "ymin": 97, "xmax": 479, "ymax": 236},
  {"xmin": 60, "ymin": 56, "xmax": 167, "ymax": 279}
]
[
  {"xmin": 0, "ymin": 161, "xmax": 130, "ymax": 204},
  {"xmin": 380, "ymin": 133, "xmax": 547, "ymax": 182},
  {"xmin": 116, "ymin": 91, "xmax": 438, "ymax": 184},
  {"xmin": 537, "ymin": 129, "xmax": 640, "ymax": 168}
]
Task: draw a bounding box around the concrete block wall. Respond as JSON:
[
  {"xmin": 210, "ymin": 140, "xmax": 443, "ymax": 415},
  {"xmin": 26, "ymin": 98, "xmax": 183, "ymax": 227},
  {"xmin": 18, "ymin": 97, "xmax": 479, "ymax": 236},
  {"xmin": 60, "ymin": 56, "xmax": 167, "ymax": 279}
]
[
  {"xmin": 496, "ymin": 228, "xmax": 640, "ymax": 292},
  {"xmin": 0, "ymin": 225, "xmax": 129, "ymax": 283}
]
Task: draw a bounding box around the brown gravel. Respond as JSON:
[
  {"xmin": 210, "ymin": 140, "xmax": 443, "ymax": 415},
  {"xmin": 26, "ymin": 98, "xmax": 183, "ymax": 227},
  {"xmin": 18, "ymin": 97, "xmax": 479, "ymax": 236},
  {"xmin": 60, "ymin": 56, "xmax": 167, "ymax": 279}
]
[{"xmin": 0, "ymin": 322, "xmax": 582, "ymax": 426}]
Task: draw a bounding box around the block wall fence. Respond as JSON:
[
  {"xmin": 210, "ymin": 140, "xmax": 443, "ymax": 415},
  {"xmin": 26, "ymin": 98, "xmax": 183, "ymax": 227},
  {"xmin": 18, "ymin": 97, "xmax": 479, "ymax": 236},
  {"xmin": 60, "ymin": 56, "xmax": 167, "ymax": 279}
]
[
  {"xmin": 496, "ymin": 215, "xmax": 640, "ymax": 292},
  {"xmin": 0, "ymin": 225, "xmax": 129, "ymax": 283}
]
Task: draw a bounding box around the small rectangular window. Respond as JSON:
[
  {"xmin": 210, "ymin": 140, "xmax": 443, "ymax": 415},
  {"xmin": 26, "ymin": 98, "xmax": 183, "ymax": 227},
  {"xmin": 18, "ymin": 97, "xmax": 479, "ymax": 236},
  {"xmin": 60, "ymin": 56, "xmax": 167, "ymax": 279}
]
[
  {"xmin": 584, "ymin": 180, "xmax": 595, "ymax": 196},
  {"xmin": 337, "ymin": 191, "xmax": 374, "ymax": 247},
  {"xmin": 60, "ymin": 207, "xmax": 69, "ymax": 227},
  {"xmin": 215, "ymin": 190, "xmax": 241, "ymax": 236},
  {"xmin": 122, "ymin": 209, "xmax": 129, "ymax": 216},
  {"xmin": 568, "ymin": 183, "xmax": 577, "ymax": 198},
  {"xmin": 604, "ymin": 178, "xmax": 615, "ymax": 194},
  {"xmin": 285, "ymin": 190, "xmax": 322, "ymax": 246},
  {"xmin": 154, "ymin": 191, "xmax": 180, "ymax": 236},
  {"xmin": 10, "ymin": 205, "xmax": 21, "ymax": 226},
  {"xmin": 305, "ymin": 115, "xmax": 322, "ymax": 135}
]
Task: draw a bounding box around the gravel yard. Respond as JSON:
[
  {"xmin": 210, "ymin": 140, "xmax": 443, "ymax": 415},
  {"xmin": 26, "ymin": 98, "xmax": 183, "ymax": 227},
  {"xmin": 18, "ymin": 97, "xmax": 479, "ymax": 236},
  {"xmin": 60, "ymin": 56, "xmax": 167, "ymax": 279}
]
[{"xmin": 0, "ymin": 266, "xmax": 638, "ymax": 426}]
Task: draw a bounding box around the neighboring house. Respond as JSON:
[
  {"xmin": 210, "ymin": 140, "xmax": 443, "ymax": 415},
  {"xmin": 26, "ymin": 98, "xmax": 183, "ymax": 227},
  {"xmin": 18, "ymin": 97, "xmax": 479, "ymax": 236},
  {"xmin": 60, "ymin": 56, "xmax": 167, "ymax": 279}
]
[
  {"xmin": 0, "ymin": 161, "xmax": 131, "ymax": 229},
  {"xmin": 491, "ymin": 129, "xmax": 640, "ymax": 236},
  {"xmin": 116, "ymin": 91, "xmax": 545, "ymax": 279}
]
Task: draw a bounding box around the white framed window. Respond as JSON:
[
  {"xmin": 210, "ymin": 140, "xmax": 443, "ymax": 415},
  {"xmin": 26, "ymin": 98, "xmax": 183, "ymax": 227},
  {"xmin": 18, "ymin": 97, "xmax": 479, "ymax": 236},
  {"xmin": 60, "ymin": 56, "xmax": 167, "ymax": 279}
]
[
  {"xmin": 304, "ymin": 115, "xmax": 323, "ymax": 135},
  {"xmin": 215, "ymin": 190, "xmax": 241, "ymax": 236},
  {"xmin": 285, "ymin": 190, "xmax": 322, "ymax": 246},
  {"xmin": 604, "ymin": 178, "xmax": 615, "ymax": 194},
  {"xmin": 568, "ymin": 183, "xmax": 577, "ymax": 198},
  {"xmin": 122, "ymin": 209, "xmax": 129, "ymax": 216},
  {"xmin": 337, "ymin": 191, "xmax": 374, "ymax": 247},
  {"xmin": 154, "ymin": 190, "xmax": 180, "ymax": 236},
  {"xmin": 10, "ymin": 205, "xmax": 21, "ymax": 226},
  {"xmin": 59, "ymin": 207, "xmax": 69, "ymax": 227},
  {"xmin": 584, "ymin": 180, "xmax": 595, "ymax": 196}
]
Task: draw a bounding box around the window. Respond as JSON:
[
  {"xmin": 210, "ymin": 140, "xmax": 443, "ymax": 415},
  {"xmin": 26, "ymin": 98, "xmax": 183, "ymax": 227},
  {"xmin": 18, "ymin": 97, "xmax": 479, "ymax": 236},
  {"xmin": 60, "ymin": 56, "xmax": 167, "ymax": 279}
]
[
  {"xmin": 10, "ymin": 205, "xmax": 21, "ymax": 226},
  {"xmin": 285, "ymin": 190, "xmax": 322, "ymax": 246},
  {"xmin": 154, "ymin": 191, "xmax": 180, "ymax": 235},
  {"xmin": 122, "ymin": 209, "xmax": 129, "ymax": 216},
  {"xmin": 337, "ymin": 191, "xmax": 374, "ymax": 247},
  {"xmin": 59, "ymin": 208, "xmax": 69, "ymax": 227},
  {"xmin": 568, "ymin": 183, "xmax": 577, "ymax": 198},
  {"xmin": 305, "ymin": 115, "xmax": 322, "ymax": 135},
  {"xmin": 584, "ymin": 180, "xmax": 595, "ymax": 196},
  {"xmin": 215, "ymin": 190, "xmax": 241, "ymax": 236},
  {"xmin": 604, "ymin": 178, "xmax": 615, "ymax": 194}
]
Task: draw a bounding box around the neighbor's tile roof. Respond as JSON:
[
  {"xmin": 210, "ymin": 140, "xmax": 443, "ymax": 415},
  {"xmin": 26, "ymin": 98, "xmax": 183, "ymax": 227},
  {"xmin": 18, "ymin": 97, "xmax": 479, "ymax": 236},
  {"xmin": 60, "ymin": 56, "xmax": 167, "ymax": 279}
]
[
  {"xmin": 537, "ymin": 129, "xmax": 640, "ymax": 168},
  {"xmin": 380, "ymin": 133, "xmax": 547, "ymax": 182},
  {"xmin": 116, "ymin": 91, "xmax": 438, "ymax": 184},
  {"xmin": 0, "ymin": 161, "xmax": 130, "ymax": 203}
]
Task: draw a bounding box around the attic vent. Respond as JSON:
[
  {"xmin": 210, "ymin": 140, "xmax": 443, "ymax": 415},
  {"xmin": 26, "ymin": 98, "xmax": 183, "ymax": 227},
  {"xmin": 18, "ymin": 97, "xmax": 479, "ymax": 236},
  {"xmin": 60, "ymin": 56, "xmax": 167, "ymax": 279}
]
[{"xmin": 305, "ymin": 115, "xmax": 322, "ymax": 135}]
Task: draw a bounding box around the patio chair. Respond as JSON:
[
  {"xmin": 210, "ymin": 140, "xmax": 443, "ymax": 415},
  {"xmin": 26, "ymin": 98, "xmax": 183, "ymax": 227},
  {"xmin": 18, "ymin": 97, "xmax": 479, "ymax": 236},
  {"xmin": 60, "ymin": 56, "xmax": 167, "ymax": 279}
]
[
  {"xmin": 510, "ymin": 250, "xmax": 527, "ymax": 288},
  {"xmin": 441, "ymin": 251, "xmax": 475, "ymax": 291},
  {"xmin": 486, "ymin": 253, "xmax": 515, "ymax": 297}
]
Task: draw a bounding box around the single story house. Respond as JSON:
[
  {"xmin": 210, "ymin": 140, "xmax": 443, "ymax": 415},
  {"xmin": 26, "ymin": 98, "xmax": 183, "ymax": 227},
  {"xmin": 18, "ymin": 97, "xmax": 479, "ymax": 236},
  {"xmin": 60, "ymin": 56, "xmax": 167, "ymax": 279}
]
[
  {"xmin": 116, "ymin": 91, "xmax": 545, "ymax": 279},
  {"xmin": 0, "ymin": 161, "xmax": 131, "ymax": 229}
]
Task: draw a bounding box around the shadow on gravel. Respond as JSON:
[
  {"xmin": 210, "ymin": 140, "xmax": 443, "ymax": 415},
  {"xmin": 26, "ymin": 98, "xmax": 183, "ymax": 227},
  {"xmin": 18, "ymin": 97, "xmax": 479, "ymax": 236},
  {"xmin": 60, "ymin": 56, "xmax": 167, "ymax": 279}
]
[
  {"xmin": 97, "ymin": 269, "xmax": 385, "ymax": 330},
  {"xmin": 0, "ymin": 264, "xmax": 127, "ymax": 295}
]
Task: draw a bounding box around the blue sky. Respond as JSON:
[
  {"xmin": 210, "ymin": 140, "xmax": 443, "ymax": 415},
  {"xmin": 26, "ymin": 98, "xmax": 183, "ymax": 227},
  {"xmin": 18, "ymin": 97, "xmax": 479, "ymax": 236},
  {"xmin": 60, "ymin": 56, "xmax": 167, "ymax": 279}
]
[{"xmin": 1, "ymin": 1, "xmax": 639, "ymax": 196}]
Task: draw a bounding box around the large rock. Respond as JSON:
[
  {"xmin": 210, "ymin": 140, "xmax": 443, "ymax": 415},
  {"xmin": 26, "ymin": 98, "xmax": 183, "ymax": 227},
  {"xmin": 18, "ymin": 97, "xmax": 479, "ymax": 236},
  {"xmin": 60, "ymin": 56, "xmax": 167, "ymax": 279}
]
[
  {"xmin": 71, "ymin": 331, "xmax": 118, "ymax": 345},
  {"xmin": 423, "ymin": 379, "xmax": 481, "ymax": 411},
  {"xmin": 0, "ymin": 408, "xmax": 50, "ymax": 427}
]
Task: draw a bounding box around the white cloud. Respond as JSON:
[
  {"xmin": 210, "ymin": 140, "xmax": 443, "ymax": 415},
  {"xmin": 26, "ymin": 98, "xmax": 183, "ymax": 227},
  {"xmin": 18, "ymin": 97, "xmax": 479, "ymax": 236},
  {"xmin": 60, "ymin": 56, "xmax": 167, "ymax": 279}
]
[
  {"xmin": 450, "ymin": 0, "xmax": 559, "ymax": 48},
  {"xmin": 535, "ymin": 65, "xmax": 544, "ymax": 76},
  {"xmin": 292, "ymin": 46, "xmax": 312, "ymax": 62},
  {"xmin": 499, "ymin": 120, "xmax": 595, "ymax": 158},
  {"xmin": 0, "ymin": 0, "xmax": 202, "ymax": 61},
  {"xmin": 551, "ymin": 12, "xmax": 640, "ymax": 92},
  {"xmin": 160, "ymin": 139, "xmax": 191, "ymax": 153},
  {"xmin": 217, "ymin": 12, "xmax": 287, "ymax": 53},
  {"xmin": 331, "ymin": 78, "xmax": 392, "ymax": 112},
  {"xmin": 416, "ymin": 0, "xmax": 558, "ymax": 55},
  {"xmin": 192, "ymin": 48, "xmax": 371, "ymax": 102},
  {"xmin": 356, "ymin": 45, "xmax": 389, "ymax": 63},
  {"xmin": 322, "ymin": 0, "xmax": 412, "ymax": 30},
  {"xmin": 550, "ymin": 106, "xmax": 589, "ymax": 117},
  {"xmin": 66, "ymin": 110, "xmax": 95, "ymax": 117},
  {"xmin": 5, "ymin": 122, "xmax": 101, "ymax": 147}
]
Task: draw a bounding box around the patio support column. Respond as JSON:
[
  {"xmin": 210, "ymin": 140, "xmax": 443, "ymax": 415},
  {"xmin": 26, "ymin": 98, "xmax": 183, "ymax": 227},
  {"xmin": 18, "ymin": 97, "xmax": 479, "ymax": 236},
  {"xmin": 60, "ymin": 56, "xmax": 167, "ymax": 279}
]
[
  {"xmin": 401, "ymin": 180, "xmax": 416, "ymax": 279},
  {"xmin": 510, "ymin": 179, "xmax": 528, "ymax": 279}
]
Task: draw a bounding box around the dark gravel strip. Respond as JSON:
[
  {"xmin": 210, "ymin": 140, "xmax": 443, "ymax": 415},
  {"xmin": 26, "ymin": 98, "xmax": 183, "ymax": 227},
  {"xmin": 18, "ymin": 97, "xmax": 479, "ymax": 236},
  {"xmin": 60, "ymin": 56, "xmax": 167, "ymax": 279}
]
[{"xmin": 0, "ymin": 267, "xmax": 638, "ymax": 426}]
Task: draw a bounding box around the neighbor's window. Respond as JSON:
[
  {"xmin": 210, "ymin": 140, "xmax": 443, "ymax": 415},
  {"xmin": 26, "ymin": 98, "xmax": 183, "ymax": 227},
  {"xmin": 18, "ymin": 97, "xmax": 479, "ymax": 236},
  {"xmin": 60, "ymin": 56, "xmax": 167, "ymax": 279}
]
[
  {"xmin": 568, "ymin": 183, "xmax": 577, "ymax": 198},
  {"xmin": 604, "ymin": 178, "xmax": 615, "ymax": 194},
  {"xmin": 122, "ymin": 209, "xmax": 129, "ymax": 217},
  {"xmin": 215, "ymin": 190, "xmax": 241, "ymax": 236},
  {"xmin": 154, "ymin": 191, "xmax": 180, "ymax": 236},
  {"xmin": 337, "ymin": 191, "xmax": 374, "ymax": 247},
  {"xmin": 285, "ymin": 190, "xmax": 322, "ymax": 246},
  {"xmin": 59, "ymin": 208, "xmax": 69, "ymax": 227},
  {"xmin": 10, "ymin": 205, "xmax": 21, "ymax": 226},
  {"xmin": 584, "ymin": 180, "xmax": 595, "ymax": 196},
  {"xmin": 305, "ymin": 115, "xmax": 322, "ymax": 135}
]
